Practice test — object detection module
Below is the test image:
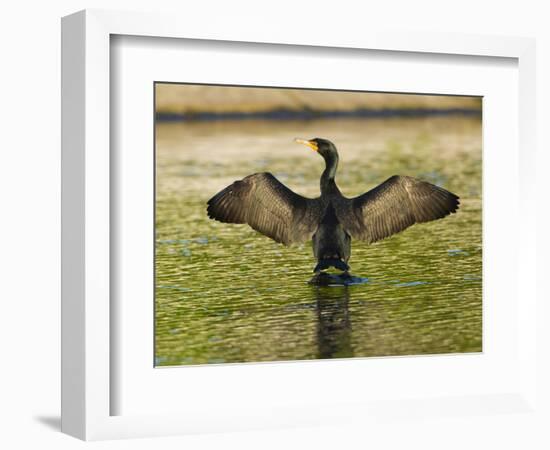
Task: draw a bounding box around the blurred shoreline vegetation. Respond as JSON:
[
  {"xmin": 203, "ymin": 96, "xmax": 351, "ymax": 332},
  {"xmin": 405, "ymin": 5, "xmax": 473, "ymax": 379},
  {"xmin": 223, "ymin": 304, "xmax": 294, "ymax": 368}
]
[{"xmin": 155, "ymin": 84, "xmax": 482, "ymax": 121}]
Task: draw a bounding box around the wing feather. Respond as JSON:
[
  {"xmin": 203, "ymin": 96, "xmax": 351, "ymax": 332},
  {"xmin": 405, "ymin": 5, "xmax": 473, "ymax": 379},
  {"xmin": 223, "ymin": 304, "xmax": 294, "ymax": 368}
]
[
  {"xmin": 207, "ymin": 172, "xmax": 321, "ymax": 245},
  {"xmin": 338, "ymin": 175, "xmax": 459, "ymax": 243}
]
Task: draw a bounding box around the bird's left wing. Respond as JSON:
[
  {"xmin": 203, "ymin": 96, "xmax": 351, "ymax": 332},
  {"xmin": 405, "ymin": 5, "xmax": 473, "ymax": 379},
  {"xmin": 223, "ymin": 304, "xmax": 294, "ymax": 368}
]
[
  {"xmin": 336, "ymin": 175, "xmax": 460, "ymax": 244},
  {"xmin": 207, "ymin": 172, "xmax": 321, "ymax": 246}
]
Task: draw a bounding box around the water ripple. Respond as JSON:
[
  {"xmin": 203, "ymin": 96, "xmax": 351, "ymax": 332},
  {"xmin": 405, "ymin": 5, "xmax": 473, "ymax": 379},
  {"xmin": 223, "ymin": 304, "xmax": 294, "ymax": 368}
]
[{"xmin": 155, "ymin": 118, "xmax": 482, "ymax": 366}]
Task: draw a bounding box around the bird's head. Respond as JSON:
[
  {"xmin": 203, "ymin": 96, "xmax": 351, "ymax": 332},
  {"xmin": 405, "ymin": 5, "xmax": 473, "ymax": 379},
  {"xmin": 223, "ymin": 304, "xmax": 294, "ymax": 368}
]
[{"xmin": 294, "ymin": 137, "xmax": 338, "ymax": 161}]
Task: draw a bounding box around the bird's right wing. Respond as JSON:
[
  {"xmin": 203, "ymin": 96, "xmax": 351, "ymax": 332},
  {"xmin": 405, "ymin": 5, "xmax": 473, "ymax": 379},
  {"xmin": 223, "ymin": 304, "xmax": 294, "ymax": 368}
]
[
  {"xmin": 207, "ymin": 172, "xmax": 321, "ymax": 246},
  {"xmin": 337, "ymin": 175, "xmax": 460, "ymax": 244}
]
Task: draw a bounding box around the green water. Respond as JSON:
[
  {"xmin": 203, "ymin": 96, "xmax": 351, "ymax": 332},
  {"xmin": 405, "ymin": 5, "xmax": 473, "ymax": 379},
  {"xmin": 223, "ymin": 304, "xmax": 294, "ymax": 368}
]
[{"xmin": 155, "ymin": 116, "xmax": 482, "ymax": 366}]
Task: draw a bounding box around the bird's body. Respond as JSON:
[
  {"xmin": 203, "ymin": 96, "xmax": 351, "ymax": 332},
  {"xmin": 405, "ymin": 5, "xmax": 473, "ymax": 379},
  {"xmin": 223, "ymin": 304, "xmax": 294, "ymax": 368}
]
[
  {"xmin": 207, "ymin": 138, "xmax": 459, "ymax": 275},
  {"xmin": 312, "ymin": 203, "xmax": 351, "ymax": 273}
]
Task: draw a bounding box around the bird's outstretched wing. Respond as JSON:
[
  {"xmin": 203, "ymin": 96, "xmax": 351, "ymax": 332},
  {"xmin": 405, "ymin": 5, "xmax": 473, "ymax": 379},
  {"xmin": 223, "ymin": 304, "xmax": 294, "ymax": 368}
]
[
  {"xmin": 207, "ymin": 172, "xmax": 321, "ymax": 245},
  {"xmin": 337, "ymin": 175, "xmax": 460, "ymax": 244}
]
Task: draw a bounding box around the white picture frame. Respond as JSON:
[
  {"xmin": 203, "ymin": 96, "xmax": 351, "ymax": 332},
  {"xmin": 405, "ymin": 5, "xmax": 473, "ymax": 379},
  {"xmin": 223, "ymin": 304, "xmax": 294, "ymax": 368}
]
[{"xmin": 61, "ymin": 9, "xmax": 538, "ymax": 441}]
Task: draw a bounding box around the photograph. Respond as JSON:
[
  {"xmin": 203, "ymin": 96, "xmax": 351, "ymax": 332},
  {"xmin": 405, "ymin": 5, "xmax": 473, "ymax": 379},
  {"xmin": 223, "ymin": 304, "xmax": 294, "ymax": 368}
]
[{"xmin": 154, "ymin": 83, "xmax": 482, "ymax": 367}]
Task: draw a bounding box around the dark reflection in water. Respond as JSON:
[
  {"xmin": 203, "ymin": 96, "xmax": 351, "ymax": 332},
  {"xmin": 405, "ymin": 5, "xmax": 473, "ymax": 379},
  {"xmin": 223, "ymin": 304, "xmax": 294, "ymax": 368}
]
[
  {"xmin": 314, "ymin": 286, "xmax": 353, "ymax": 359},
  {"xmin": 155, "ymin": 117, "xmax": 482, "ymax": 366}
]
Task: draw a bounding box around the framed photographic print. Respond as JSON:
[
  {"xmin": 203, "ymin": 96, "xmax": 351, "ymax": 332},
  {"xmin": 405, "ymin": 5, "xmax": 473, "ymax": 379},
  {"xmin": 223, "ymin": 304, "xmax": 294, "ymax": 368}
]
[
  {"xmin": 62, "ymin": 9, "xmax": 538, "ymax": 441},
  {"xmin": 154, "ymin": 83, "xmax": 477, "ymax": 367}
]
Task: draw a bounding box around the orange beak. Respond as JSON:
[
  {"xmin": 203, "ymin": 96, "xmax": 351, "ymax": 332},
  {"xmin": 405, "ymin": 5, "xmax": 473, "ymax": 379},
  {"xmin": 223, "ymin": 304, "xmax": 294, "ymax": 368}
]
[{"xmin": 294, "ymin": 138, "xmax": 318, "ymax": 152}]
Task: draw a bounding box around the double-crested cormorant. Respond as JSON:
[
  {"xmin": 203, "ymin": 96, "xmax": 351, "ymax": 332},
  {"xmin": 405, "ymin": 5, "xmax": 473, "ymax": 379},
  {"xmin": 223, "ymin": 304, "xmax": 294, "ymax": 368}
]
[{"xmin": 207, "ymin": 138, "xmax": 459, "ymax": 275}]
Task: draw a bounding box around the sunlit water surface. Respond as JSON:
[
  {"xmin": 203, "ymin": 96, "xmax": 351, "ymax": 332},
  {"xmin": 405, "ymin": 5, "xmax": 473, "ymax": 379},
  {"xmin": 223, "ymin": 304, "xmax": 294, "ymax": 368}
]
[{"xmin": 155, "ymin": 117, "xmax": 482, "ymax": 366}]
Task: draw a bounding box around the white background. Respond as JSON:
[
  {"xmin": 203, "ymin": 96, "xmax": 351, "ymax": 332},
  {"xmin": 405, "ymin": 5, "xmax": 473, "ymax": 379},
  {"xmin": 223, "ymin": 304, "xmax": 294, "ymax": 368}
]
[
  {"xmin": 1, "ymin": 1, "xmax": 548, "ymax": 449},
  {"xmin": 113, "ymin": 36, "xmax": 520, "ymax": 417}
]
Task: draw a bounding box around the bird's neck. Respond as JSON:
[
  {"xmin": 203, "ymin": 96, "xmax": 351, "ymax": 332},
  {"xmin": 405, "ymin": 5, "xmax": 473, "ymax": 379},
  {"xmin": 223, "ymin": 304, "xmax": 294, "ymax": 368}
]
[{"xmin": 320, "ymin": 154, "xmax": 339, "ymax": 194}]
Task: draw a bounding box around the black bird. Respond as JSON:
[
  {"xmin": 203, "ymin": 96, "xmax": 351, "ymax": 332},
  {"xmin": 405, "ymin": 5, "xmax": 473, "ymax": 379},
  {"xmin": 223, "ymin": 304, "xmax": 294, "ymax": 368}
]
[{"xmin": 207, "ymin": 138, "xmax": 459, "ymax": 275}]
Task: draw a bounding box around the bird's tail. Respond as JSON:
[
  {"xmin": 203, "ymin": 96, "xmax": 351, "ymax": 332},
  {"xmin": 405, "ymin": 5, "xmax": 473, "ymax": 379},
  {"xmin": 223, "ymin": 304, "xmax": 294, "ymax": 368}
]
[{"xmin": 314, "ymin": 258, "xmax": 350, "ymax": 273}]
